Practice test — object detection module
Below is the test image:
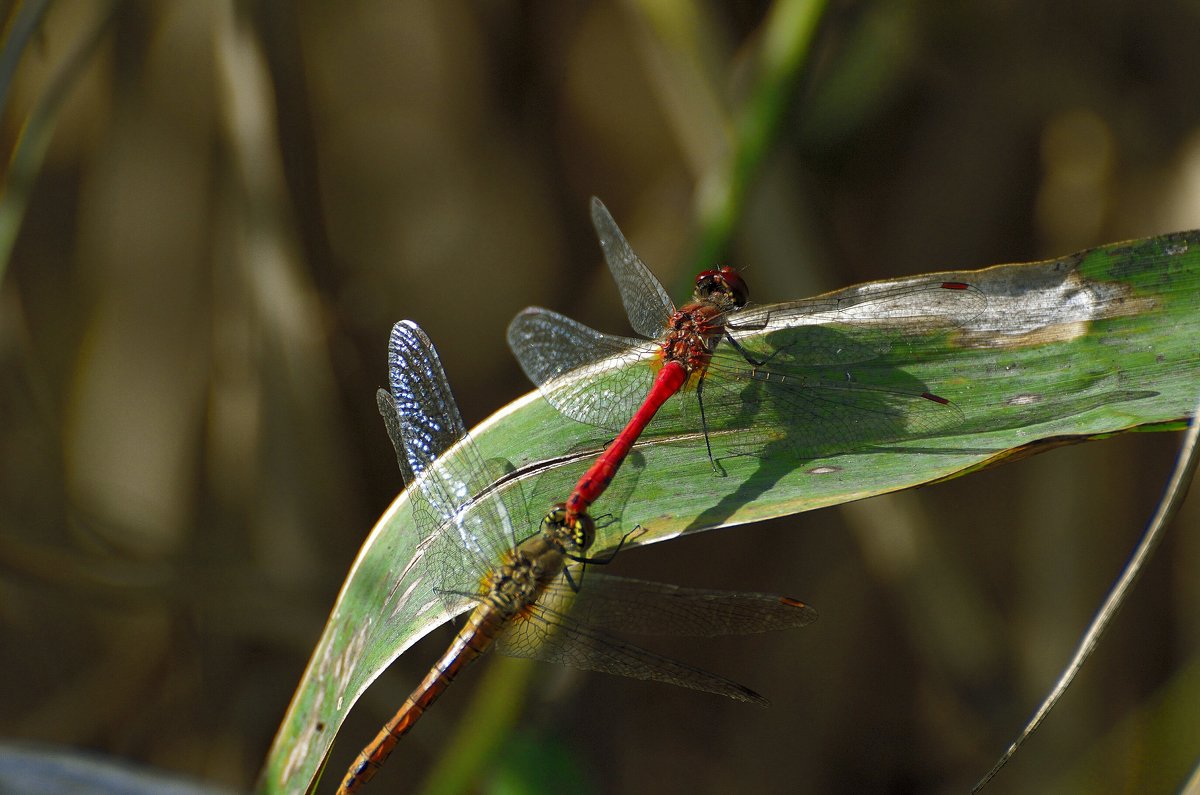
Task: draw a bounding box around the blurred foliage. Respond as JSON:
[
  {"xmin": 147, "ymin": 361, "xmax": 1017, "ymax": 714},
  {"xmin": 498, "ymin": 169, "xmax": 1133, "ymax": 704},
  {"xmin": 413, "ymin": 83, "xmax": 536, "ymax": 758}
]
[{"xmin": 2, "ymin": 2, "xmax": 1199, "ymax": 794}]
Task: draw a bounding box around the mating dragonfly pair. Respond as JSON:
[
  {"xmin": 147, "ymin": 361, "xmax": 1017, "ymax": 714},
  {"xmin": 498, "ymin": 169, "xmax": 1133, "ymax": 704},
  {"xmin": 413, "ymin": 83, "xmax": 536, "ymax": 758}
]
[{"xmin": 339, "ymin": 199, "xmax": 983, "ymax": 793}]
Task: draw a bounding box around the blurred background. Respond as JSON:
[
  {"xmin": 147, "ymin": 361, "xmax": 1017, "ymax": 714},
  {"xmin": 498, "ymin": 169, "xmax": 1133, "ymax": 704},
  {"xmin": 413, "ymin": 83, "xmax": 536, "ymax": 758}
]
[{"xmin": 2, "ymin": 1, "xmax": 1199, "ymax": 793}]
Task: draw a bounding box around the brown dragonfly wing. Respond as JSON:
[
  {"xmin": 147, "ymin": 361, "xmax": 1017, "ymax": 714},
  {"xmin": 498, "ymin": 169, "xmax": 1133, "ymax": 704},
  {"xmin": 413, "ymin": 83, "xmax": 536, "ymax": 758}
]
[
  {"xmin": 493, "ymin": 600, "xmax": 769, "ymax": 704},
  {"xmin": 535, "ymin": 572, "xmax": 817, "ymax": 637},
  {"xmin": 386, "ymin": 321, "xmax": 529, "ymax": 597},
  {"xmin": 492, "ymin": 573, "xmax": 819, "ymax": 703},
  {"xmin": 376, "ymin": 387, "xmax": 414, "ymax": 485}
]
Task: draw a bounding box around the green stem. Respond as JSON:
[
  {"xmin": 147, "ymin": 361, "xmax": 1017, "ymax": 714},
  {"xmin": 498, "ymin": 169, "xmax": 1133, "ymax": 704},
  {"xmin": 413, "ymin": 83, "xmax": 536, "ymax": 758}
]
[
  {"xmin": 0, "ymin": 3, "xmax": 119, "ymax": 287},
  {"xmin": 418, "ymin": 655, "xmax": 537, "ymax": 795},
  {"xmin": 693, "ymin": 0, "xmax": 827, "ymax": 270},
  {"xmin": 0, "ymin": 0, "xmax": 52, "ymax": 119}
]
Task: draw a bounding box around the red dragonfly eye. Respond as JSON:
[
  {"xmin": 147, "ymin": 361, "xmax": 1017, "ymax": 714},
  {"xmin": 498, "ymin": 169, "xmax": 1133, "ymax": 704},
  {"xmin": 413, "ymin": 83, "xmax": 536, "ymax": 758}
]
[{"xmin": 695, "ymin": 266, "xmax": 749, "ymax": 308}]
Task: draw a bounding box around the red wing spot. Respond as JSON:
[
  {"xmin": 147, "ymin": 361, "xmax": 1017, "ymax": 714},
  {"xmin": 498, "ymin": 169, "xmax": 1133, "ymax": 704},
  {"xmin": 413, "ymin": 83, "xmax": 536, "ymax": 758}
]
[
  {"xmin": 921, "ymin": 391, "xmax": 950, "ymax": 405},
  {"xmin": 940, "ymin": 281, "xmax": 971, "ymax": 290},
  {"xmin": 778, "ymin": 596, "xmax": 810, "ymax": 608}
]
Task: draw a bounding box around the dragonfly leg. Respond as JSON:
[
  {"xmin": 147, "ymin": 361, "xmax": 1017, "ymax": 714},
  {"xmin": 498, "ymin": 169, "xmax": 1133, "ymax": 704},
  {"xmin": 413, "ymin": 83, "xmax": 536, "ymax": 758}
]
[
  {"xmin": 562, "ymin": 564, "xmax": 583, "ymax": 593},
  {"xmin": 566, "ymin": 525, "xmax": 647, "ymax": 569},
  {"xmin": 695, "ymin": 373, "xmax": 726, "ymax": 476},
  {"xmin": 723, "ymin": 326, "xmax": 783, "ymax": 368},
  {"xmin": 726, "ymin": 308, "xmax": 771, "ymax": 333},
  {"xmin": 565, "ymin": 525, "xmax": 648, "ymax": 593}
]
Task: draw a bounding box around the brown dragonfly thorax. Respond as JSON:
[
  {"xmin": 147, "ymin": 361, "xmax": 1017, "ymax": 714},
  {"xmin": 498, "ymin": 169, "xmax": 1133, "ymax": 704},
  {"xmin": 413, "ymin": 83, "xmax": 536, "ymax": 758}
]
[{"xmin": 483, "ymin": 549, "xmax": 557, "ymax": 617}]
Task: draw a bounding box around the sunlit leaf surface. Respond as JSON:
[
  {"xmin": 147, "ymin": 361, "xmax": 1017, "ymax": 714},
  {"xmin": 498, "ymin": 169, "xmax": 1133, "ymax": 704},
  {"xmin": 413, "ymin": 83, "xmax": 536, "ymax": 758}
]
[{"xmin": 258, "ymin": 230, "xmax": 1199, "ymax": 794}]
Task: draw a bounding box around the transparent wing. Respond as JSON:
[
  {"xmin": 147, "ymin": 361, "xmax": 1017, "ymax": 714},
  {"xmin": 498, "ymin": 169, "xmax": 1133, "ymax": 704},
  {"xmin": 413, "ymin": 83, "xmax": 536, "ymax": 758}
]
[
  {"xmin": 683, "ymin": 280, "xmax": 986, "ymax": 454},
  {"xmin": 732, "ymin": 279, "xmax": 987, "ymax": 341},
  {"xmin": 387, "ymin": 321, "xmax": 524, "ymax": 578},
  {"xmin": 632, "ymin": 349, "xmax": 966, "ymax": 460},
  {"xmin": 387, "ymin": 321, "xmax": 469, "ymax": 480},
  {"xmin": 494, "ymin": 601, "xmax": 768, "ymax": 704},
  {"xmin": 535, "ymin": 572, "xmax": 818, "ymax": 636},
  {"xmin": 511, "ymin": 280, "xmax": 984, "ymax": 457},
  {"xmin": 687, "ymin": 355, "xmax": 967, "ymax": 458},
  {"xmin": 590, "ymin": 197, "xmax": 675, "ymax": 339},
  {"xmin": 507, "ymin": 307, "xmax": 659, "ymax": 432},
  {"xmin": 376, "ymin": 387, "xmax": 415, "ymax": 485}
]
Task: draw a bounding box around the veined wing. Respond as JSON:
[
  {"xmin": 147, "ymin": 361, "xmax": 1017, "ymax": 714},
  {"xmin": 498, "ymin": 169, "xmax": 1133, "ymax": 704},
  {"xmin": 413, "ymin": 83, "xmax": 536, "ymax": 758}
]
[
  {"xmin": 387, "ymin": 321, "xmax": 470, "ymax": 479},
  {"xmin": 387, "ymin": 321, "xmax": 523, "ymax": 569},
  {"xmin": 821, "ymin": 278, "xmax": 985, "ymax": 325},
  {"xmin": 376, "ymin": 387, "xmax": 415, "ymax": 485},
  {"xmin": 494, "ymin": 599, "xmax": 769, "ymax": 705},
  {"xmin": 535, "ymin": 572, "xmax": 818, "ymax": 636},
  {"xmin": 732, "ymin": 279, "xmax": 986, "ymax": 345},
  {"xmin": 589, "ymin": 197, "xmax": 675, "ymax": 339},
  {"xmin": 507, "ymin": 308, "xmax": 659, "ymax": 432},
  {"xmin": 643, "ymin": 343, "xmax": 967, "ymax": 458},
  {"xmin": 684, "ymin": 281, "xmax": 985, "ymax": 452}
]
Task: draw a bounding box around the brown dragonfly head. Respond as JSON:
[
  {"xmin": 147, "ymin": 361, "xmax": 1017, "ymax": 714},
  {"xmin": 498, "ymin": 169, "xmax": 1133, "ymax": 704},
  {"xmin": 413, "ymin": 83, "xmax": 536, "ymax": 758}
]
[{"xmin": 542, "ymin": 503, "xmax": 596, "ymax": 556}]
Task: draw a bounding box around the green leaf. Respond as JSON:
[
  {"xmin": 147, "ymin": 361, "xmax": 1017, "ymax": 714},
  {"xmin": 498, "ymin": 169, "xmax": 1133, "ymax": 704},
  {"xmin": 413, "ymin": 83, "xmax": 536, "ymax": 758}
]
[{"xmin": 256, "ymin": 229, "xmax": 1199, "ymax": 794}]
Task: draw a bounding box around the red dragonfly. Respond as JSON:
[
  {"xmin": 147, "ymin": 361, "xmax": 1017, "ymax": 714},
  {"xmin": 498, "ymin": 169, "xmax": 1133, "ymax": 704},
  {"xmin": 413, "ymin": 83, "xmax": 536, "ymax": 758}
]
[
  {"xmin": 508, "ymin": 198, "xmax": 984, "ymax": 523},
  {"xmin": 340, "ymin": 320, "xmax": 818, "ymax": 793}
]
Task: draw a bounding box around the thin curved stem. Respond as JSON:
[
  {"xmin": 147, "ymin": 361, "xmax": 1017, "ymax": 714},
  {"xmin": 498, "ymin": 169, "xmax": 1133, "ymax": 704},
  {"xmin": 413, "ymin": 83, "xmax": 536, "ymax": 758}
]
[{"xmin": 974, "ymin": 390, "xmax": 1200, "ymax": 791}]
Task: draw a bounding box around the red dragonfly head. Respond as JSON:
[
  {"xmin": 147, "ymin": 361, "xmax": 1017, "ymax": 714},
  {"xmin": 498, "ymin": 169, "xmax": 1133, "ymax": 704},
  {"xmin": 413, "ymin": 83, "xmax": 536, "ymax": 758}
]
[{"xmin": 693, "ymin": 266, "xmax": 748, "ymax": 310}]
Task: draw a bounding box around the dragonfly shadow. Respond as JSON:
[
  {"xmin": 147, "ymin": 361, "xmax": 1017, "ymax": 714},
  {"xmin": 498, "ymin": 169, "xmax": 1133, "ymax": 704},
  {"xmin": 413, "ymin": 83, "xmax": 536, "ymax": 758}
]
[
  {"xmin": 712, "ymin": 324, "xmax": 970, "ymax": 456},
  {"xmin": 713, "ymin": 319, "xmax": 1163, "ymax": 459},
  {"xmin": 680, "ymin": 384, "xmax": 1159, "ymax": 537}
]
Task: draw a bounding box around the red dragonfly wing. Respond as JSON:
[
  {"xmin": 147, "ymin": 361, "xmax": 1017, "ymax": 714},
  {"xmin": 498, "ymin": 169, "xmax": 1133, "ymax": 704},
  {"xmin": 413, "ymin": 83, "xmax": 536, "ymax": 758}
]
[
  {"xmin": 731, "ymin": 279, "xmax": 987, "ymax": 351},
  {"xmin": 510, "ymin": 281, "xmax": 984, "ymax": 456},
  {"xmin": 589, "ymin": 197, "xmax": 675, "ymax": 339},
  {"xmin": 688, "ymin": 280, "xmax": 986, "ymax": 454},
  {"xmin": 508, "ymin": 307, "xmax": 660, "ymax": 432}
]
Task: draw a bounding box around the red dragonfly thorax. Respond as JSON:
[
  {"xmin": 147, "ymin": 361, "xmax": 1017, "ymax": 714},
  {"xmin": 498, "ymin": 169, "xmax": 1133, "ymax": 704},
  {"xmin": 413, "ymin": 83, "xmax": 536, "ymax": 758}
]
[
  {"xmin": 658, "ymin": 313, "xmax": 722, "ymax": 387},
  {"xmin": 561, "ymin": 266, "xmax": 752, "ymax": 524},
  {"xmin": 661, "ymin": 265, "xmax": 751, "ymax": 377}
]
